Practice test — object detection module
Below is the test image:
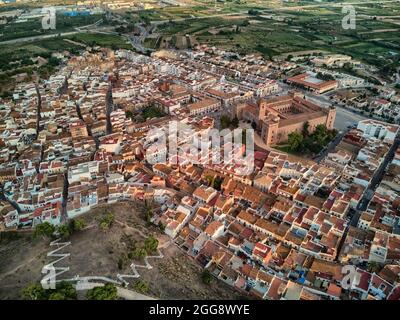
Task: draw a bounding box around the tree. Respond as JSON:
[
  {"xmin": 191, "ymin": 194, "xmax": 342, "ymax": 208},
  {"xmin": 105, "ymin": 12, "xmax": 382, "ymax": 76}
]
[
  {"xmin": 297, "ymin": 124, "xmax": 337, "ymax": 154},
  {"xmin": 343, "ymin": 62, "xmax": 353, "ymax": 71},
  {"xmin": 231, "ymin": 116, "xmax": 239, "ymax": 128},
  {"xmin": 56, "ymin": 225, "xmax": 70, "ymax": 239},
  {"xmin": 205, "ymin": 175, "xmax": 214, "ymax": 187},
  {"xmin": 302, "ymin": 121, "xmax": 310, "ymax": 137},
  {"xmin": 132, "ymin": 247, "xmax": 147, "ymax": 260},
  {"xmin": 69, "ymin": 218, "xmax": 85, "ymax": 232},
  {"xmin": 312, "ymin": 124, "xmax": 329, "ymax": 148},
  {"xmin": 86, "ymin": 283, "xmax": 118, "ymax": 300},
  {"xmin": 288, "ymin": 132, "xmax": 303, "ymax": 152},
  {"xmin": 34, "ymin": 222, "xmax": 55, "ymax": 239},
  {"xmin": 286, "ymin": 54, "xmax": 293, "ymax": 61},
  {"xmin": 248, "ymin": 9, "xmax": 260, "ymax": 16},
  {"xmin": 205, "ymin": 175, "xmax": 223, "ymax": 191},
  {"xmin": 158, "ymin": 221, "xmax": 165, "ymax": 232},
  {"xmin": 48, "ymin": 292, "xmax": 65, "ymax": 300},
  {"xmin": 201, "ymin": 270, "xmax": 213, "ymax": 285},
  {"xmin": 317, "ymin": 72, "xmax": 335, "ymax": 81},
  {"xmin": 213, "ymin": 176, "xmax": 223, "ymax": 191},
  {"xmin": 133, "ymin": 280, "xmax": 149, "ymax": 294},
  {"xmin": 48, "ymin": 57, "xmax": 61, "ymax": 67},
  {"xmin": 125, "ymin": 110, "xmax": 133, "ymax": 119},
  {"xmin": 140, "ymin": 15, "xmax": 151, "ymax": 27},
  {"xmin": 22, "ymin": 283, "xmax": 46, "ymax": 300},
  {"xmin": 141, "ymin": 200, "xmax": 154, "ymax": 223},
  {"xmin": 220, "ymin": 115, "xmax": 231, "ymax": 129},
  {"xmin": 367, "ymin": 261, "xmax": 381, "ymax": 273},
  {"xmin": 21, "ymin": 281, "xmax": 76, "ymax": 300},
  {"xmin": 314, "ymin": 124, "xmax": 328, "ymax": 137},
  {"xmin": 56, "ymin": 281, "xmax": 77, "ymax": 300},
  {"xmin": 144, "ymin": 235, "xmax": 159, "ymax": 254},
  {"xmin": 99, "ymin": 212, "xmax": 115, "ymax": 230}
]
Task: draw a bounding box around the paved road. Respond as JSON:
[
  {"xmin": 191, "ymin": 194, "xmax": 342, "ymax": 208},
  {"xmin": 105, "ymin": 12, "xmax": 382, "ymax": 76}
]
[
  {"xmin": 0, "ymin": 31, "xmax": 80, "ymax": 45},
  {"xmin": 357, "ymin": 136, "xmax": 400, "ymax": 212},
  {"xmin": 345, "ymin": 134, "xmax": 400, "ymax": 231},
  {"xmin": 117, "ymin": 286, "xmax": 156, "ymax": 300},
  {"xmin": 75, "ymin": 282, "xmax": 155, "ymax": 300},
  {"xmin": 314, "ymin": 130, "xmax": 347, "ymax": 163},
  {"xmin": 0, "ymin": 26, "xmax": 116, "ymax": 46},
  {"xmin": 334, "ymin": 133, "xmax": 400, "ymax": 260},
  {"xmin": 151, "ymin": 10, "xmax": 249, "ymax": 25},
  {"xmin": 116, "ymin": 21, "xmax": 152, "ymax": 54},
  {"xmin": 106, "ymin": 83, "xmax": 113, "ymax": 135},
  {"xmin": 333, "ymin": 107, "xmax": 368, "ymax": 131},
  {"xmin": 301, "ymin": 91, "xmax": 369, "ymax": 131}
]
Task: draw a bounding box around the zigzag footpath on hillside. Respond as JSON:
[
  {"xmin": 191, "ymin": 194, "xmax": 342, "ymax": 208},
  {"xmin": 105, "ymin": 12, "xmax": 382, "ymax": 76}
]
[{"xmin": 41, "ymin": 222, "xmax": 171, "ymax": 291}]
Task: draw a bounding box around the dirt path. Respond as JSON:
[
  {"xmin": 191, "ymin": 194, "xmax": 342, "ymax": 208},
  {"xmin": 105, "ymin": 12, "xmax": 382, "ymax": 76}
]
[{"xmin": 0, "ymin": 255, "xmax": 40, "ymax": 283}]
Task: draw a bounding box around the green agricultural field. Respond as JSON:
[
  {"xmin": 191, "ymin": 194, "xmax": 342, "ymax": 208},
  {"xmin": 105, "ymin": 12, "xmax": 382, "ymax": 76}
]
[
  {"xmin": 143, "ymin": 37, "xmax": 159, "ymax": 49},
  {"xmin": 151, "ymin": 2, "xmax": 400, "ymax": 74},
  {"xmin": 0, "ymin": 14, "xmax": 105, "ymax": 42},
  {"xmin": 66, "ymin": 33, "xmax": 132, "ymax": 50}
]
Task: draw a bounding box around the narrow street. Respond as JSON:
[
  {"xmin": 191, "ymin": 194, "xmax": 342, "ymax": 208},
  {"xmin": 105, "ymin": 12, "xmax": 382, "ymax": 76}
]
[
  {"xmin": 105, "ymin": 82, "xmax": 113, "ymax": 135},
  {"xmin": 35, "ymin": 82, "xmax": 42, "ymax": 141},
  {"xmin": 356, "ymin": 135, "xmax": 400, "ymax": 213},
  {"xmin": 61, "ymin": 172, "xmax": 69, "ymax": 223},
  {"xmin": 335, "ymin": 135, "xmax": 400, "ymax": 261},
  {"xmin": 56, "ymin": 72, "xmax": 72, "ymax": 222},
  {"xmin": 314, "ymin": 130, "xmax": 347, "ymax": 163}
]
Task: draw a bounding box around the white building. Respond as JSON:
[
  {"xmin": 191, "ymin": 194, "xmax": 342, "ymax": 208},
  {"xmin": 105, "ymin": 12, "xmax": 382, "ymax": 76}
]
[{"xmin": 357, "ymin": 120, "xmax": 399, "ymax": 143}]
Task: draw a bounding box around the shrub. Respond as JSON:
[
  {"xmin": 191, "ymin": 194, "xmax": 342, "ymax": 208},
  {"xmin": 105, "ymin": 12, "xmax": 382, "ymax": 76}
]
[
  {"xmin": 201, "ymin": 270, "xmax": 213, "ymax": 285},
  {"xmin": 133, "ymin": 280, "xmax": 149, "ymax": 294},
  {"xmin": 144, "ymin": 235, "xmax": 158, "ymax": 254},
  {"xmin": 99, "ymin": 212, "xmax": 115, "ymax": 230},
  {"xmin": 33, "ymin": 222, "xmax": 55, "ymax": 239},
  {"xmin": 86, "ymin": 283, "xmax": 118, "ymax": 300}
]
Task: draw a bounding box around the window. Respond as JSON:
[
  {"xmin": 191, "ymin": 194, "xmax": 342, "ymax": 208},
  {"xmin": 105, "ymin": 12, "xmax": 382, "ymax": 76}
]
[{"xmin": 378, "ymin": 283, "xmax": 386, "ymax": 291}]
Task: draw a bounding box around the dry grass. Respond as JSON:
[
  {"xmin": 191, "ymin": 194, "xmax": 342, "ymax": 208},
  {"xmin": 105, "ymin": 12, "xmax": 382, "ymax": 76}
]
[{"xmin": 0, "ymin": 201, "xmax": 243, "ymax": 300}]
